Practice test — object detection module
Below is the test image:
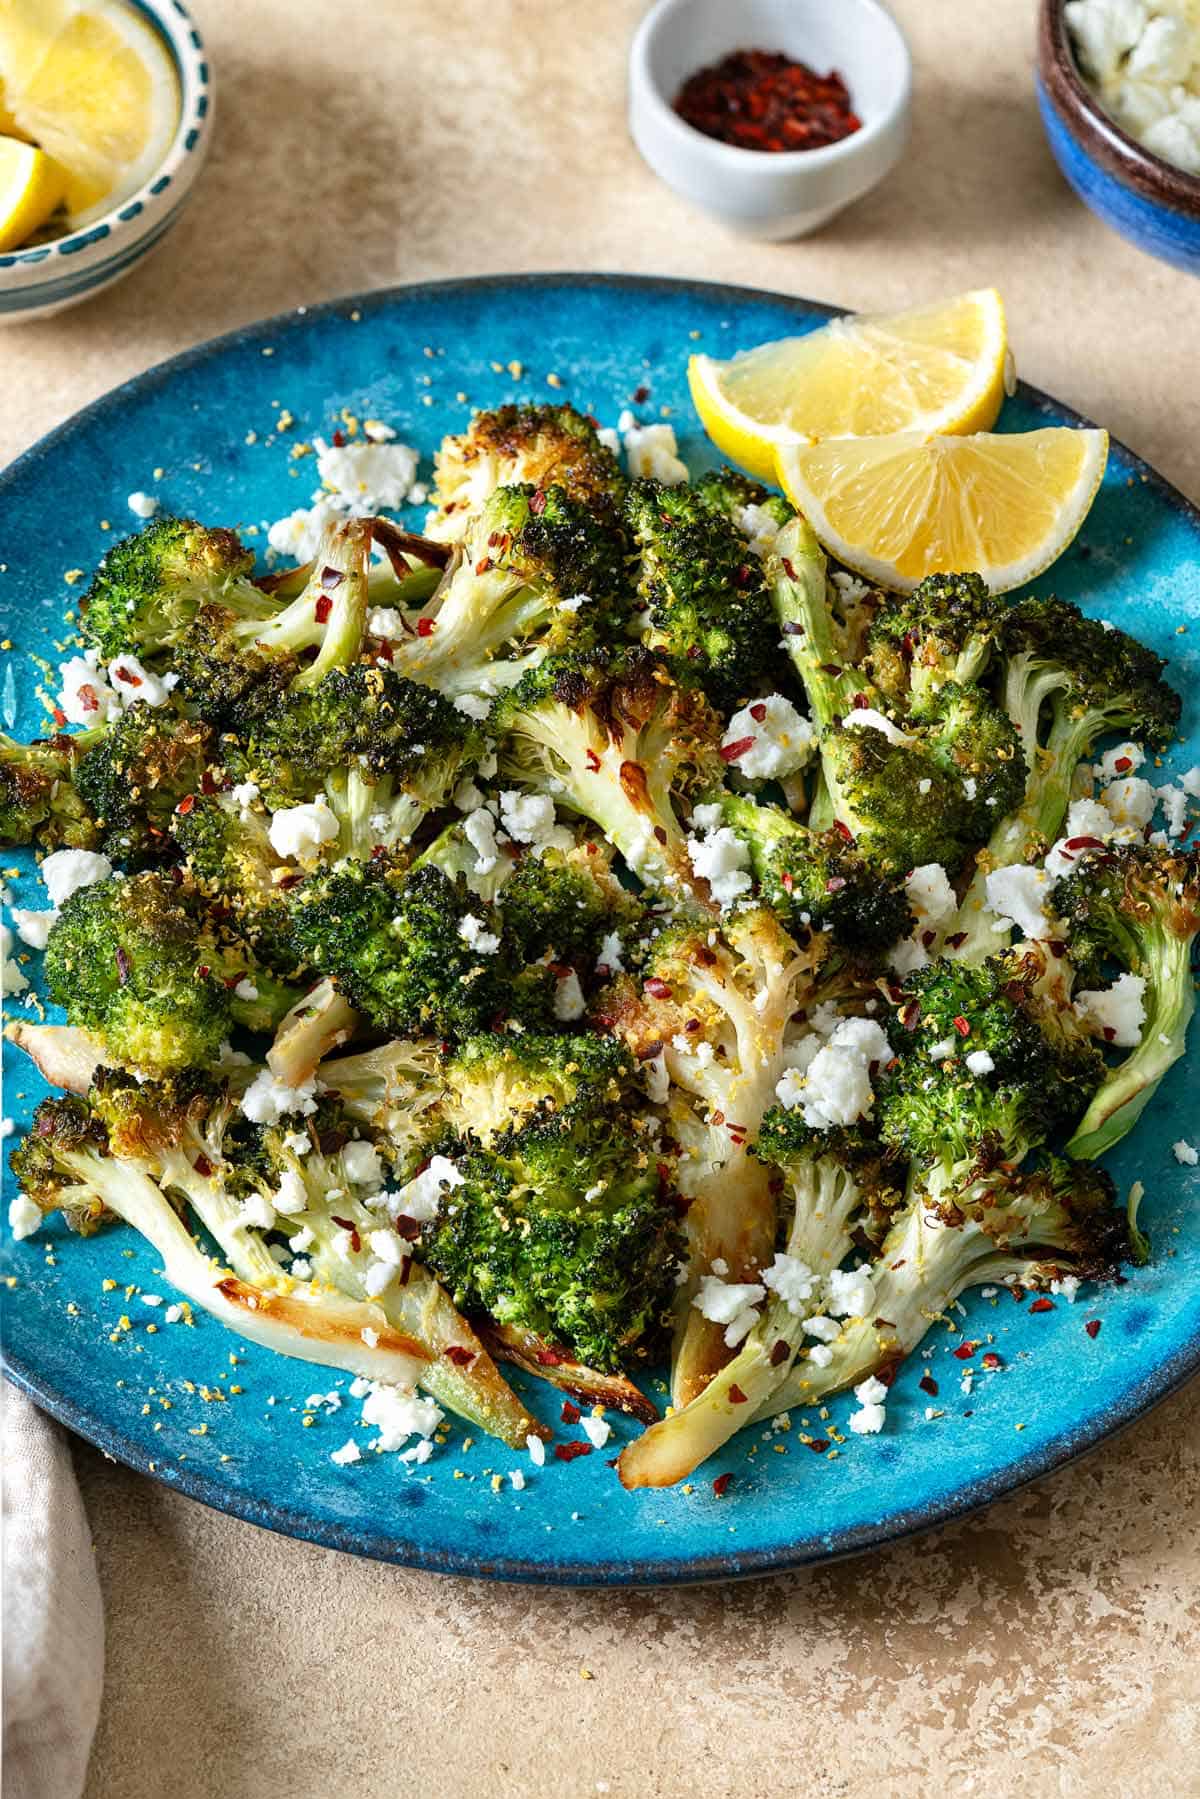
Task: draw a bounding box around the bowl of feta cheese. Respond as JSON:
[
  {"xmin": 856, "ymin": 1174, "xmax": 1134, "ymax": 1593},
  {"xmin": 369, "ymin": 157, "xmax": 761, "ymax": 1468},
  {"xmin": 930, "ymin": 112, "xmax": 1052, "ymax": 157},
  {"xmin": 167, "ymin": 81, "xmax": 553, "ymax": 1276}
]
[{"xmin": 1037, "ymin": 0, "xmax": 1200, "ymax": 273}]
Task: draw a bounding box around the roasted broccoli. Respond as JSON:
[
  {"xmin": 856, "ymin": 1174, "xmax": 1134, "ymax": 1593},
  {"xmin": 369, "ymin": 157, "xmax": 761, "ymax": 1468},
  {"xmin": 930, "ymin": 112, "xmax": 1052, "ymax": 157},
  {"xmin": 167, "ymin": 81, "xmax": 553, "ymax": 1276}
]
[
  {"xmin": 625, "ymin": 477, "xmax": 780, "ymax": 709},
  {"xmin": 1057, "ymin": 843, "xmax": 1200, "ymax": 1160},
  {"xmin": 692, "ymin": 465, "xmax": 794, "ymax": 533},
  {"xmin": 79, "ymin": 516, "xmax": 265, "ymax": 664},
  {"xmin": 42, "ymin": 872, "xmax": 299, "ymax": 1074},
  {"xmin": 497, "ymin": 838, "xmax": 642, "ymax": 968},
  {"xmin": 74, "ymin": 704, "xmax": 214, "ymax": 865},
  {"xmin": 169, "ymin": 790, "xmax": 296, "ymax": 969},
  {"xmin": 866, "ymin": 571, "xmax": 1006, "ymax": 711},
  {"xmin": 427, "ymin": 403, "xmax": 625, "ymax": 542},
  {"xmin": 0, "ymin": 730, "xmax": 99, "ymax": 849}
]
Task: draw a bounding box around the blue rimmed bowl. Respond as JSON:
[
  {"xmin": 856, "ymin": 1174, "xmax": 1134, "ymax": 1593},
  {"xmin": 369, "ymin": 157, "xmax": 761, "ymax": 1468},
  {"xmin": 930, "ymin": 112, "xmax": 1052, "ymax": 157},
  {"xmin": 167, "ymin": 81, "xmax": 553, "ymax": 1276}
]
[
  {"xmin": 0, "ymin": 0, "xmax": 213, "ymax": 321},
  {"xmin": 1036, "ymin": 0, "xmax": 1200, "ymax": 275}
]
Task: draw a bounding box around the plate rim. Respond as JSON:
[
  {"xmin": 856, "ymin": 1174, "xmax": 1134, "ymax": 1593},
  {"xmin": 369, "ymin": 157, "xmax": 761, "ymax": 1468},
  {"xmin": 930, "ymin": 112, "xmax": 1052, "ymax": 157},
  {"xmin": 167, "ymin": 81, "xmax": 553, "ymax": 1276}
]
[{"xmin": 3, "ymin": 269, "xmax": 1199, "ymax": 1586}]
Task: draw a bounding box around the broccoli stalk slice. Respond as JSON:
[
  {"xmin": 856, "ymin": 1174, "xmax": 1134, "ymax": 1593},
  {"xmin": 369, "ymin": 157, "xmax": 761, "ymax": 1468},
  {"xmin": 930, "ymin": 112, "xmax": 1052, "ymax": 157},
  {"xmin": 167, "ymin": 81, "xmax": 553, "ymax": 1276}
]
[
  {"xmin": 476, "ymin": 1318, "xmax": 658, "ymax": 1422},
  {"xmin": 767, "ymin": 518, "xmax": 860, "ymax": 729},
  {"xmin": 396, "ymin": 559, "xmax": 565, "ymax": 695},
  {"xmin": 620, "ymin": 1152, "xmax": 868, "ymax": 1488},
  {"xmin": 22, "ymin": 1128, "xmax": 433, "ymax": 1388},
  {"xmin": 229, "ymin": 517, "xmax": 371, "ymax": 689},
  {"xmin": 266, "ymin": 978, "xmax": 359, "ymax": 1089},
  {"xmin": 1067, "ymin": 931, "xmax": 1194, "ymax": 1159}
]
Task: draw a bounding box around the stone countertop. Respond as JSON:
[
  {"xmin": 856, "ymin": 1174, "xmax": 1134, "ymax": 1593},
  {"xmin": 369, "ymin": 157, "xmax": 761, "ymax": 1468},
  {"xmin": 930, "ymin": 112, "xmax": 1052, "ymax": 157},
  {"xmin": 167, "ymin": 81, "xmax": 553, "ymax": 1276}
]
[{"xmin": 3, "ymin": 2, "xmax": 1197, "ymax": 1794}]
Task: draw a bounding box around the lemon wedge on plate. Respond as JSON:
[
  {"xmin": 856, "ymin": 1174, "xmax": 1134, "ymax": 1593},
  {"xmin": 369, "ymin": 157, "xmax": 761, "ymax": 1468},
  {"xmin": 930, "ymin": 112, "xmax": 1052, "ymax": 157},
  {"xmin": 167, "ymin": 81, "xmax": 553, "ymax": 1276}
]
[
  {"xmin": 0, "ymin": 0, "xmax": 180, "ymax": 228},
  {"xmin": 689, "ymin": 290, "xmax": 1010, "ymax": 480},
  {"xmin": 0, "ymin": 135, "xmax": 65, "ymax": 249},
  {"xmin": 775, "ymin": 427, "xmax": 1109, "ymax": 594}
]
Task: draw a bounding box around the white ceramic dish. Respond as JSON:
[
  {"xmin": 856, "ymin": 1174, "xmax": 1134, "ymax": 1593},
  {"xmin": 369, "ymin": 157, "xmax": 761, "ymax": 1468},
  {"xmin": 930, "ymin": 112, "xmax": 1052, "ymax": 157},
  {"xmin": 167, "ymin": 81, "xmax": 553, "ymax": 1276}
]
[
  {"xmin": 628, "ymin": 0, "xmax": 911, "ymax": 239},
  {"xmin": 0, "ymin": 0, "xmax": 213, "ymax": 323}
]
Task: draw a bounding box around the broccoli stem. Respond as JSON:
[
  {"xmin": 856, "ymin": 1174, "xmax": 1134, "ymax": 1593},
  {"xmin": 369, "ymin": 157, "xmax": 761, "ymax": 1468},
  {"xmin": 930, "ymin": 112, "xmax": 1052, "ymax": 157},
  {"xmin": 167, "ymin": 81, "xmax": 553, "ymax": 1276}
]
[
  {"xmin": 670, "ymin": 1146, "xmax": 777, "ymax": 1410},
  {"xmin": 768, "ymin": 519, "xmax": 857, "ymax": 729},
  {"xmin": 232, "ymin": 518, "xmax": 370, "ymax": 688},
  {"xmin": 1066, "ymin": 930, "xmax": 1195, "ymax": 1160}
]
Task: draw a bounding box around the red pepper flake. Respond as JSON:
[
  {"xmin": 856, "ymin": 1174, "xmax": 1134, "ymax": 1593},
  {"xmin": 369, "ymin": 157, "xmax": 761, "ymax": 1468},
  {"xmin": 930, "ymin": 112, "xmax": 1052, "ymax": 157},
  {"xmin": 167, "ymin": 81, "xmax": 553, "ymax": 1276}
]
[
  {"xmin": 728, "ymin": 1384, "xmax": 749, "ymax": 1405},
  {"xmin": 780, "ymin": 870, "xmax": 795, "ymax": 893},
  {"xmin": 561, "ymin": 1400, "xmax": 581, "ymax": 1423},
  {"xmin": 710, "ymin": 1110, "xmax": 725, "ymax": 1128},
  {"xmin": 374, "ymin": 640, "xmax": 394, "ymax": 662},
  {"xmin": 633, "ymin": 384, "xmax": 650, "ymax": 404},
  {"xmin": 331, "ymin": 1216, "xmax": 361, "ymax": 1253},
  {"xmin": 781, "ymin": 620, "xmax": 803, "ymax": 637},
  {"xmin": 833, "ymin": 820, "xmax": 854, "ymax": 843},
  {"xmin": 535, "ymin": 1346, "xmax": 568, "ymax": 1366},
  {"xmin": 944, "ymin": 931, "xmax": 967, "ymax": 951},
  {"xmin": 825, "ymin": 875, "xmax": 847, "ymax": 893},
  {"xmin": 852, "ymin": 692, "xmax": 870, "ymax": 710},
  {"xmin": 313, "ymin": 594, "xmax": 333, "ymax": 624},
  {"xmin": 712, "ymin": 1473, "xmax": 733, "ymax": 1497},
  {"xmin": 553, "ymin": 1441, "xmax": 593, "ymax": 1462},
  {"xmin": 1113, "ymin": 755, "xmax": 1132, "ymax": 773},
  {"xmin": 112, "ymin": 663, "xmax": 141, "ymax": 687},
  {"xmin": 331, "ymin": 429, "xmax": 345, "ymax": 447},
  {"xmin": 585, "ymin": 746, "xmax": 602, "ymax": 772},
  {"xmin": 193, "ymin": 1153, "xmax": 213, "ymax": 1177},
  {"xmin": 528, "ymin": 488, "xmax": 548, "ymax": 516},
  {"xmin": 176, "ymin": 793, "xmax": 196, "ymax": 816},
  {"xmin": 1029, "ymin": 1297, "xmax": 1055, "ymax": 1313},
  {"xmin": 900, "ymin": 1001, "xmax": 921, "ymax": 1032},
  {"xmin": 749, "ymin": 702, "xmax": 768, "ymax": 723},
  {"xmin": 980, "ymin": 1351, "xmax": 1004, "ymax": 1370},
  {"xmin": 416, "ymin": 616, "xmax": 435, "ymax": 637},
  {"xmin": 115, "ymin": 945, "xmax": 131, "ymax": 985},
  {"xmin": 953, "ymin": 1014, "xmax": 971, "ymax": 1037},
  {"xmin": 1102, "ymin": 1026, "xmax": 1117, "ymax": 1043},
  {"xmin": 806, "ymin": 1438, "xmax": 830, "ymax": 1454},
  {"xmin": 918, "ymin": 1372, "xmax": 939, "ymax": 1396},
  {"xmin": 770, "ymin": 1338, "xmax": 790, "ymax": 1367},
  {"xmin": 1046, "ymin": 938, "xmax": 1067, "ymax": 958},
  {"xmin": 1085, "ymin": 1318, "xmax": 1102, "ymax": 1339},
  {"xmin": 395, "ymin": 1215, "xmax": 421, "ymax": 1242},
  {"xmin": 720, "ymin": 735, "xmax": 755, "ymax": 763},
  {"xmin": 674, "ymin": 48, "xmax": 862, "ymax": 158},
  {"xmin": 444, "ymin": 1345, "xmax": 476, "ymax": 1367},
  {"xmin": 77, "ymin": 683, "xmax": 100, "ymax": 713},
  {"xmin": 1065, "ymin": 835, "xmax": 1106, "ymax": 852},
  {"xmin": 644, "ymin": 976, "xmax": 673, "ymax": 1000},
  {"xmin": 953, "ymin": 1340, "xmax": 980, "ymax": 1361}
]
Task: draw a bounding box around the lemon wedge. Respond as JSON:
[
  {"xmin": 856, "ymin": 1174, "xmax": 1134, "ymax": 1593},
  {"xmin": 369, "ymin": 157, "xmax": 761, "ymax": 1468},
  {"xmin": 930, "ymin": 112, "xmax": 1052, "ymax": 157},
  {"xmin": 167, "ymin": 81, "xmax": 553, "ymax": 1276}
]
[
  {"xmin": 774, "ymin": 427, "xmax": 1109, "ymax": 594},
  {"xmin": 689, "ymin": 290, "xmax": 1010, "ymax": 480},
  {"xmin": 0, "ymin": 134, "xmax": 65, "ymax": 249},
  {"xmin": 0, "ymin": 0, "xmax": 180, "ymax": 227}
]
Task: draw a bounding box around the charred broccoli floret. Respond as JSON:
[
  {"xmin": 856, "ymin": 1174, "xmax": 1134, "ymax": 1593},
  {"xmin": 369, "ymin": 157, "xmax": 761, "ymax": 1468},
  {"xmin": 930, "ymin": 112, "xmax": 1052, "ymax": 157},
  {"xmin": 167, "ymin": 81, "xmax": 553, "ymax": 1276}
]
[
  {"xmin": 866, "ymin": 571, "xmax": 1005, "ymax": 711},
  {"xmin": 718, "ymin": 792, "xmax": 913, "ymax": 951},
  {"xmin": 42, "ymin": 871, "xmax": 299, "ymax": 1074},
  {"xmin": 169, "ymin": 791, "xmax": 296, "ymax": 970},
  {"xmin": 497, "ymin": 838, "xmax": 642, "ymax": 968},
  {"xmin": 438, "ymin": 1032, "xmax": 635, "ymax": 1147},
  {"xmin": 625, "ymin": 477, "xmax": 780, "ymax": 709},
  {"xmin": 427, "ymin": 403, "xmax": 625, "ymax": 542},
  {"xmin": 491, "ymin": 647, "xmax": 724, "ymax": 899},
  {"xmin": 74, "ymin": 704, "xmax": 214, "ymax": 865},
  {"xmin": 1057, "ymin": 843, "xmax": 1200, "ymax": 1160},
  {"xmin": 79, "ymin": 516, "xmax": 264, "ymax": 664},
  {"xmin": 0, "ymin": 730, "xmax": 99, "ymax": 849},
  {"xmin": 692, "ymin": 465, "xmax": 794, "ymax": 532}
]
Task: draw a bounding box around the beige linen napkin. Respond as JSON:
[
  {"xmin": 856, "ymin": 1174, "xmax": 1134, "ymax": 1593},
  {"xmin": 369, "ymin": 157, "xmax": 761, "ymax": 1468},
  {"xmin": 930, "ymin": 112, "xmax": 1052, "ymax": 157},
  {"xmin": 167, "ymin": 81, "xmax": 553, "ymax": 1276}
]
[{"xmin": 2, "ymin": 1384, "xmax": 103, "ymax": 1799}]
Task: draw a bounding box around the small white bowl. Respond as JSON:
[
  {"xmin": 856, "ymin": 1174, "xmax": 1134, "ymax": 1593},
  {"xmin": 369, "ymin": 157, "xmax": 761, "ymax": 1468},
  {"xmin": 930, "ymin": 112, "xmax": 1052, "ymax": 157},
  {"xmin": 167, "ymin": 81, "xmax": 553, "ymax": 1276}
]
[
  {"xmin": 0, "ymin": 0, "xmax": 213, "ymax": 323},
  {"xmin": 629, "ymin": 0, "xmax": 912, "ymax": 239}
]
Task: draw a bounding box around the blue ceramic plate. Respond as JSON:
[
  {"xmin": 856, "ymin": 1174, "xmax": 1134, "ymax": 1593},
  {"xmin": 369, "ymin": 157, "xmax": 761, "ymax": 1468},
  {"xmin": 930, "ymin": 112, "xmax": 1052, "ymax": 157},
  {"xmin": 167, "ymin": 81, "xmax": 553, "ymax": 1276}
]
[{"xmin": 3, "ymin": 276, "xmax": 1199, "ymax": 1585}]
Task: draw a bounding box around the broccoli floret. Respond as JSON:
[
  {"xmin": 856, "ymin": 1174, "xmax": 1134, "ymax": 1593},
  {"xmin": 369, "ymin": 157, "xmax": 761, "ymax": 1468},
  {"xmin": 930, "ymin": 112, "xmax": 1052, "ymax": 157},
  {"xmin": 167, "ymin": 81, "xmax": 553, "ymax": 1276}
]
[
  {"xmin": 8, "ymin": 1094, "xmax": 113, "ymax": 1235},
  {"xmin": 866, "ymin": 571, "xmax": 1005, "ymax": 711},
  {"xmin": 79, "ymin": 517, "xmax": 263, "ymax": 664},
  {"xmin": 428, "ymin": 403, "xmax": 625, "ymax": 542},
  {"xmin": 718, "ymin": 792, "xmax": 913, "ymax": 952},
  {"xmin": 389, "ymin": 483, "xmax": 629, "ymax": 697},
  {"xmin": 1056, "ymin": 843, "xmax": 1200, "ymax": 1160},
  {"xmin": 0, "ymin": 730, "xmax": 100, "ymax": 849},
  {"xmin": 242, "ymin": 663, "xmax": 480, "ymax": 857},
  {"xmin": 692, "ymin": 465, "xmax": 794, "ymax": 531},
  {"xmin": 821, "ymin": 683, "xmax": 1024, "ymax": 876},
  {"xmin": 625, "ymin": 477, "xmax": 780, "ymax": 710},
  {"xmin": 74, "ymin": 704, "xmax": 214, "ymax": 866},
  {"xmin": 43, "ymin": 872, "xmax": 299, "ymax": 1075},
  {"xmin": 287, "ymin": 857, "xmax": 544, "ymax": 1040},
  {"xmin": 440, "ymin": 1031, "xmax": 635, "ymax": 1146},
  {"xmin": 876, "ymin": 948, "xmax": 1104, "ymax": 1171},
  {"xmin": 417, "ymin": 1106, "xmax": 680, "ymax": 1371},
  {"xmin": 497, "ymin": 838, "xmax": 641, "ymax": 967},
  {"xmin": 169, "ymin": 790, "xmax": 296, "ymax": 970},
  {"xmin": 491, "ymin": 647, "xmax": 724, "ymax": 899},
  {"xmin": 618, "ymin": 1122, "xmax": 903, "ymax": 1489},
  {"xmin": 169, "ymin": 516, "xmax": 373, "ymax": 727}
]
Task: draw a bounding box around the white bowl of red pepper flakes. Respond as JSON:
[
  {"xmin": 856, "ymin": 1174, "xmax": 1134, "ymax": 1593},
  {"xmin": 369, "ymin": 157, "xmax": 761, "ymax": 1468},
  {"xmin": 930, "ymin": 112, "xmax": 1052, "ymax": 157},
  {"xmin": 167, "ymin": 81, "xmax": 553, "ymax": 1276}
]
[{"xmin": 629, "ymin": 0, "xmax": 912, "ymax": 238}]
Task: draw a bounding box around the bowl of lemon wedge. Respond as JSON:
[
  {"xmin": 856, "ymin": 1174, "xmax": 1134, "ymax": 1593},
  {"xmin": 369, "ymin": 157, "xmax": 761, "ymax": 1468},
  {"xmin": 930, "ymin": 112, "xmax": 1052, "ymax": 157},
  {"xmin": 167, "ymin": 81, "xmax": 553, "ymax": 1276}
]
[{"xmin": 0, "ymin": 0, "xmax": 211, "ymax": 320}]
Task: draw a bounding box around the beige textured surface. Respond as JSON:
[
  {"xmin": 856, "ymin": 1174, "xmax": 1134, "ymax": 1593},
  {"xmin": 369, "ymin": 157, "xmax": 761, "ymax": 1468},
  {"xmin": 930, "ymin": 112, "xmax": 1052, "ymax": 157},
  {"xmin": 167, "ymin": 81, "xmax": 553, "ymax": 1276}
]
[{"xmin": 2, "ymin": 2, "xmax": 1197, "ymax": 1795}]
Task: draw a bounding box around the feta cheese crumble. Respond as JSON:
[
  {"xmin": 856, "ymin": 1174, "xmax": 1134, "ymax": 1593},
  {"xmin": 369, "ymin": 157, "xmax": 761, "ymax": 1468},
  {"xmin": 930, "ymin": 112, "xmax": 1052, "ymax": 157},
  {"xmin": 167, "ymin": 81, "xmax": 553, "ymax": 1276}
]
[
  {"xmin": 41, "ymin": 848, "xmax": 113, "ymax": 910},
  {"xmin": 127, "ymin": 491, "xmax": 159, "ymax": 519},
  {"xmin": 847, "ymin": 1374, "xmax": 888, "ymax": 1435},
  {"xmin": 1067, "ymin": 0, "xmax": 1200, "ymax": 173},
  {"xmin": 721, "ymin": 695, "xmax": 816, "ymax": 780},
  {"xmin": 984, "ymin": 864, "xmax": 1058, "ymax": 942},
  {"xmin": 1173, "ymin": 1139, "xmax": 1199, "ymax": 1166},
  {"xmin": 315, "ymin": 435, "xmax": 420, "ymax": 514},
  {"xmin": 267, "ymin": 797, "xmax": 339, "ymax": 861},
  {"xmin": 686, "ymin": 823, "xmax": 753, "ymax": 909},
  {"xmin": 1075, "ymin": 971, "xmax": 1147, "ymax": 1046},
  {"xmin": 693, "ymin": 1272, "xmax": 767, "ymax": 1347},
  {"xmin": 621, "ymin": 420, "xmax": 688, "ymax": 485},
  {"xmin": 8, "ymin": 1193, "xmax": 42, "ymax": 1240},
  {"xmin": 774, "ymin": 1017, "xmax": 890, "ymax": 1129},
  {"xmin": 240, "ymin": 1070, "xmax": 320, "ymax": 1124},
  {"xmin": 458, "ymin": 913, "xmax": 501, "ymax": 955},
  {"xmin": 761, "ymin": 1253, "xmax": 818, "ymax": 1313}
]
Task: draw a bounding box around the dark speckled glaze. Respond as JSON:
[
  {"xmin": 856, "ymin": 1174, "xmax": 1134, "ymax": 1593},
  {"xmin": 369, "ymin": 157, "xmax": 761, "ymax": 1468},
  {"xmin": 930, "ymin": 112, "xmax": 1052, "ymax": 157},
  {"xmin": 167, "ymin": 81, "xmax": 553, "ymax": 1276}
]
[
  {"xmin": 1036, "ymin": 0, "xmax": 1200, "ymax": 272},
  {"xmin": 1, "ymin": 275, "xmax": 1199, "ymax": 1585}
]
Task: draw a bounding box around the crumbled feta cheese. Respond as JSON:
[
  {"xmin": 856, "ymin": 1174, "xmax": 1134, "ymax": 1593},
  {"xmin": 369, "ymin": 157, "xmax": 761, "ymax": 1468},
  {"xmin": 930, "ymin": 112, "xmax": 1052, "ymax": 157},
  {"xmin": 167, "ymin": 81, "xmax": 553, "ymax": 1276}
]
[
  {"xmin": 527, "ymin": 1433, "xmax": 546, "ymax": 1466},
  {"xmin": 1098, "ymin": 741, "xmax": 1146, "ymax": 782},
  {"xmin": 108, "ymin": 654, "xmax": 169, "ymax": 708},
  {"xmin": 55, "ymin": 655, "xmax": 121, "ymax": 725},
  {"xmin": 1066, "ymin": 0, "xmax": 1149, "ymax": 81},
  {"xmin": 1173, "ymin": 1139, "xmax": 1199, "ymax": 1166},
  {"xmin": 761, "ymin": 1253, "xmax": 818, "ymax": 1313},
  {"xmin": 1156, "ymin": 783, "xmax": 1189, "ymax": 837},
  {"xmin": 383, "ymin": 1155, "xmax": 464, "ymax": 1224},
  {"xmin": 267, "ymin": 797, "xmax": 339, "ymax": 861},
  {"xmin": 622, "ymin": 420, "xmax": 688, "ymax": 485},
  {"xmin": 1101, "ymin": 775, "xmax": 1158, "ymax": 829},
  {"xmin": 239, "ymin": 1192, "xmax": 275, "ymax": 1231},
  {"xmin": 233, "ymin": 978, "xmax": 259, "ymax": 1002},
  {"xmin": 803, "ymin": 1314, "xmax": 840, "ymax": 1343},
  {"xmin": 127, "ymin": 490, "xmax": 159, "ymax": 519},
  {"xmin": 1075, "ymin": 971, "xmax": 1147, "ymax": 1046},
  {"xmin": 289, "ymin": 1225, "xmax": 315, "ymax": 1252},
  {"xmin": 1180, "ymin": 766, "xmax": 1200, "ymax": 800},
  {"xmin": 929, "ymin": 1036, "xmax": 958, "ymax": 1063},
  {"xmin": 240, "ymin": 1070, "xmax": 320, "ymax": 1124},
  {"xmin": 8, "ymin": 1193, "xmax": 42, "ymax": 1240},
  {"xmin": 985, "ymin": 864, "xmax": 1057, "ymax": 941},
  {"xmin": 732, "ymin": 502, "xmax": 783, "ymax": 558},
  {"xmin": 229, "ymin": 780, "xmax": 260, "ymax": 815},
  {"xmin": 330, "ymin": 1439, "xmax": 362, "ymax": 1466},
  {"xmin": 267, "ymin": 496, "xmax": 343, "ymax": 561},
  {"xmin": 839, "ymin": 707, "xmax": 913, "ymax": 746},
  {"xmin": 342, "ymin": 1141, "xmax": 384, "ymax": 1187},
  {"xmin": 462, "ymin": 804, "xmax": 503, "ymax": 874},
  {"xmin": 367, "ymin": 607, "xmax": 407, "ymax": 640},
  {"xmin": 580, "ymin": 1414, "xmax": 612, "ymax": 1449},
  {"xmin": 1, "ymin": 926, "xmax": 28, "ymax": 997},
  {"xmin": 848, "ymin": 1401, "xmax": 886, "ymax": 1435},
  {"xmin": 596, "ymin": 930, "xmax": 625, "ymax": 975},
  {"xmin": 965, "ymin": 1049, "xmax": 996, "ymax": 1076},
  {"xmin": 1044, "ymin": 797, "xmax": 1121, "ymax": 878},
  {"xmin": 360, "ymin": 1382, "xmax": 442, "ymax": 1453},
  {"xmin": 552, "ymin": 970, "xmax": 586, "ymax": 1022},
  {"xmin": 721, "ymin": 695, "xmax": 816, "ymax": 780},
  {"xmin": 272, "ymin": 1169, "xmax": 308, "ymax": 1215},
  {"xmin": 1066, "ymin": 2, "xmax": 1200, "ymax": 171},
  {"xmin": 693, "ymin": 1273, "xmax": 767, "ymax": 1347},
  {"xmin": 509, "ymin": 1467, "xmax": 527, "ymax": 1490},
  {"xmin": 1142, "ymin": 111, "xmax": 1200, "ymax": 171},
  {"xmin": 807, "ymin": 1343, "xmax": 834, "ymax": 1367},
  {"xmin": 458, "ymin": 912, "xmax": 501, "ymax": 955},
  {"xmin": 453, "ymin": 692, "xmax": 492, "ymax": 721},
  {"xmin": 907, "ymin": 863, "xmax": 958, "ymax": 928},
  {"xmin": 827, "ymin": 1267, "xmax": 877, "ymax": 1319},
  {"xmin": 686, "ymin": 825, "xmax": 753, "ymax": 909},
  {"xmin": 642, "ymin": 1051, "xmax": 670, "ymax": 1106},
  {"xmin": 11, "ymin": 908, "xmax": 56, "ymax": 950},
  {"xmin": 498, "ymin": 789, "xmax": 558, "ymax": 847},
  {"xmin": 1050, "ymin": 1274, "xmax": 1082, "ymax": 1303},
  {"xmin": 315, "ymin": 435, "xmax": 419, "ymax": 513},
  {"xmin": 776, "ymin": 1017, "xmax": 889, "ymax": 1129},
  {"xmin": 40, "ymin": 848, "xmax": 113, "ymax": 909}
]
